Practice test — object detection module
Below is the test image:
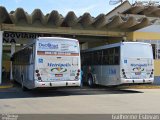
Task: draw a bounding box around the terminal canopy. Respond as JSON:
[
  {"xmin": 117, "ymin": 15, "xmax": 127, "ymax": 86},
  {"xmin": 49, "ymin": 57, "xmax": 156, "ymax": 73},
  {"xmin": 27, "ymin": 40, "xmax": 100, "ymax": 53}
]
[{"xmin": 0, "ymin": 1, "xmax": 159, "ymax": 32}]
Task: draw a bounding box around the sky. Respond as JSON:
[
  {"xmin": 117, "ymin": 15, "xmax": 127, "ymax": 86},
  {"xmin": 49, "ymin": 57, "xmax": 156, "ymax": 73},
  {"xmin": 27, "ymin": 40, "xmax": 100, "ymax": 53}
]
[{"xmin": 0, "ymin": 0, "xmax": 158, "ymax": 17}]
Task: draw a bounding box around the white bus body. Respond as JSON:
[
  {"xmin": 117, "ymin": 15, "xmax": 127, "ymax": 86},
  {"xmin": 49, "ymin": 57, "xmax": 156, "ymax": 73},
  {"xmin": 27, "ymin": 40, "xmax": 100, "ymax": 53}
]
[
  {"xmin": 12, "ymin": 37, "xmax": 81, "ymax": 90},
  {"xmin": 81, "ymin": 42, "xmax": 154, "ymax": 86}
]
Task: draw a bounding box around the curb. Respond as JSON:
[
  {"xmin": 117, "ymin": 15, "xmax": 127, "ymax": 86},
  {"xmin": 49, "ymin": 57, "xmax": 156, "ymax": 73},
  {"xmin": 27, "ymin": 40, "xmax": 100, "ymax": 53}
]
[{"xmin": 0, "ymin": 84, "xmax": 13, "ymax": 89}]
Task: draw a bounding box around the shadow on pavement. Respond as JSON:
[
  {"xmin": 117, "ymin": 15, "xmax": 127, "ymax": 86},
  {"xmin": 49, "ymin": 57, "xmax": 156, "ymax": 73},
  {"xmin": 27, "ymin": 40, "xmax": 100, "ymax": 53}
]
[{"xmin": 0, "ymin": 83, "xmax": 143, "ymax": 99}]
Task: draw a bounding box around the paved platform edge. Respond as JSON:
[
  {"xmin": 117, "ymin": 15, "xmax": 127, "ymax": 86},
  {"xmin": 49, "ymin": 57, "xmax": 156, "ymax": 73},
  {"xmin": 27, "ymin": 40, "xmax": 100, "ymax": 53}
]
[{"xmin": 0, "ymin": 84, "xmax": 13, "ymax": 89}]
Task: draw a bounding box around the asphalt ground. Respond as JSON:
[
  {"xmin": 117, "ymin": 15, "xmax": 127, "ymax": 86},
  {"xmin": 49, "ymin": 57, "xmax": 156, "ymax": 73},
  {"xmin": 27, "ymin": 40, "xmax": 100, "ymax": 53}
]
[
  {"xmin": 0, "ymin": 82, "xmax": 160, "ymax": 116},
  {"xmin": 0, "ymin": 83, "xmax": 143, "ymax": 99}
]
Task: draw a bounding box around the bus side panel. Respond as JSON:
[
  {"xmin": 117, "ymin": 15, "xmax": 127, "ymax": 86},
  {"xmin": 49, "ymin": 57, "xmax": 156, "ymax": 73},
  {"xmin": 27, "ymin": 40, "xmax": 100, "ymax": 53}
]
[
  {"xmin": 91, "ymin": 65, "xmax": 101, "ymax": 85},
  {"xmin": 23, "ymin": 64, "xmax": 35, "ymax": 89},
  {"xmin": 13, "ymin": 65, "xmax": 22, "ymax": 83},
  {"xmin": 100, "ymin": 65, "xmax": 121, "ymax": 86},
  {"xmin": 33, "ymin": 40, "xmax": 38, "ymax": 89}
]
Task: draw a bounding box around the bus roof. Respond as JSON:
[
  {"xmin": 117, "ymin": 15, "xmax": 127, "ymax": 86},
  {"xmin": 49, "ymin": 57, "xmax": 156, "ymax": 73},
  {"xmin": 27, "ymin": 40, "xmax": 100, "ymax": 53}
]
[
  {"xmin": 81, "ymin": 42, "xmax": 151, "ymax": 52},
  {"xmin": 37, "ymin": 37, "xmax": 78, "ymax": 42}
]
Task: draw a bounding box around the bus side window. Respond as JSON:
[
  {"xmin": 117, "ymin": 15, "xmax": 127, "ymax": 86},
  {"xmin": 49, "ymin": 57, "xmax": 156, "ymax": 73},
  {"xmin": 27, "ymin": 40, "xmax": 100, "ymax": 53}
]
[
  {"xmin": 92, "ymin": 51, "xmax": 96, "ymax": 65},
  {"xmin": 29, "ymin": 45, "xmax": 34, "ymax": 64},
  {"xmin": 86, "ymin": 52, "xmax": 93, "ymax": 65},
  {"xmin": 102, "ymin": 49, "xmax": 109, "ymax": 65},
  {"xmin": 10, "ymin": 56, "xmax": 14, "ymax": 61},
  {"xmin": 83, "ymin": 52, "xmax": 90, "ymax": 66},
  {"xmin": 109, "ymin": 48, "xmax": 114, "ymax": 65},
  {"xmin": 114, "ymin": 47, "xmax": 120, "ymax": 65},
  {"xmin": 90, "ymin": 52, "xmax": 94, "ymax": 65},
  {"xmin": 151, "ymin": 44, "xmax": 156, "ymax": 59},
  {"xmin": 23, "ymin": 48, "xmax": 29, "ymax": 64},
  {"xmin": 102, "ymin": 47, "xmax": 120, "ymax": 65},
  {"xmin": 98, "ymin": 50, "xmax": 102, "ymax": 65},
  {"xmin": 93, "ymin": 51, "xmax": 101, "ymax": 65}
]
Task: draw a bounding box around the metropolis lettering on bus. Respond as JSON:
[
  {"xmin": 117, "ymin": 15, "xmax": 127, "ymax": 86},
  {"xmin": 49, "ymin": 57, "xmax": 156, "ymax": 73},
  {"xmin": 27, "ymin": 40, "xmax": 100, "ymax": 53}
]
[
  {"xmin": 48, "ymin": 63, "xmax": 71, "ymax": 67},
  {"xmin": 38, "ymin": 43, "xmax": 59, "ymax": 49},
  {"xmin": 131, "ymin": 64, "xmax": 147, "ymax": 67}
]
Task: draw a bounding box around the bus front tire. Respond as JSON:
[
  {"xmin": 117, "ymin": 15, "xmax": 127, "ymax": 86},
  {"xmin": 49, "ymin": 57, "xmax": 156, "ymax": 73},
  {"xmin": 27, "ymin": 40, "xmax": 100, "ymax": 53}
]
[
  {"xmin": 88, "ymin": 76, "xmax": 94, "ymax": 87},
  {"xmin": 21, "ymin": 78, "xmax": 28, "ymax": 91}
]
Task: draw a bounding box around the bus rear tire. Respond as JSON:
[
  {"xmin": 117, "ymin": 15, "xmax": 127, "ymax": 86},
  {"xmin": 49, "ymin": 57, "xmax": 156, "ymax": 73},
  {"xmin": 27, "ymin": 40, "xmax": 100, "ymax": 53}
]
[
  {"xmin": 21, "ymin": 77, "xmax": 28, "ymax": 91},
  {"xmin": 88, "ymin": 76, "xmax": 94, "ymax": 88}
]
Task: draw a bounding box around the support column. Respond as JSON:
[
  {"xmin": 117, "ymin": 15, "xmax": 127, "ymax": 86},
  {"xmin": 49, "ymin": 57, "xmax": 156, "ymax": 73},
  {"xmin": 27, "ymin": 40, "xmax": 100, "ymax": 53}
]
[
  {"xmin": 81, "ymin": 42, "xmax": 88, "ymax": 50},
  {"xmin": 0, "ymin": 31, "xmax": 3, "ymax": 84},
  {"xmin": 10, "ymin": 42, "xmax": 15, "ymax": 80}
]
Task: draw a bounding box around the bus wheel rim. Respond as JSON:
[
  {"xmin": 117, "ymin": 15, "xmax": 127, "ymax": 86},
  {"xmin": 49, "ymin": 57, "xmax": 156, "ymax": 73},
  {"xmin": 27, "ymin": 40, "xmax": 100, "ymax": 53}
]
[{"xmin": 88, "ymin": 78, "xmax": 92, "ymax": 86}]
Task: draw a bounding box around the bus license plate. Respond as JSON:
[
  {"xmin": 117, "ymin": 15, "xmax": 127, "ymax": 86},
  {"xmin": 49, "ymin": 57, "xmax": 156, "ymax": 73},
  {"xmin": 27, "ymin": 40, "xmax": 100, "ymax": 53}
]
[
  {"xmin": 55, "ymin": 74, "xmax": 63, "ymax": 77},
  {"xmin": 135, "ymin": 72, "xmax": 141, "ymax": 75}
]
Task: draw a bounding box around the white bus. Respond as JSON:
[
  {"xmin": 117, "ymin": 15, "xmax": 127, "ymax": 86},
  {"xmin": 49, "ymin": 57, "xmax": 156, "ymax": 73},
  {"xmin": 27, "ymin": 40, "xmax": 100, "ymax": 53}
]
[
  {"xmin": 11, "ymin": 37, "xmax": 81, "ymax": 90},
  {"xmin": 81, "ymin": 42, "xmax": 154, "ymax": 87}
]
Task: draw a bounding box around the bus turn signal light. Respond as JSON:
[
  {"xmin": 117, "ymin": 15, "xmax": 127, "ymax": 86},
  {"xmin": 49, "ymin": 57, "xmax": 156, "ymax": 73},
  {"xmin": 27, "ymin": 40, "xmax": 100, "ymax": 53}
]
[
  {"xmin": 37, "ymin": 73, "xmax": 40, "ymax": 77},
  {"xmin": 38, "ymin": 77, "xmax": 41, "ymax": 80},
  {"xmin": 77, "ymin": 73, "xmax": 80, "ymax": 76}
]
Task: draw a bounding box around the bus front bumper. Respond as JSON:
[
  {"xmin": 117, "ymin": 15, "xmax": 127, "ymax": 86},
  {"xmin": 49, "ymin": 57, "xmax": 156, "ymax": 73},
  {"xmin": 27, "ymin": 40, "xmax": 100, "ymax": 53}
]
[
  {"xmin": 35, "ymin": 81, "xmax": 80, "ymax": 88},
  {"xmin": 121, "ymin": 78, "xmax": 154, "ymax": 84}
]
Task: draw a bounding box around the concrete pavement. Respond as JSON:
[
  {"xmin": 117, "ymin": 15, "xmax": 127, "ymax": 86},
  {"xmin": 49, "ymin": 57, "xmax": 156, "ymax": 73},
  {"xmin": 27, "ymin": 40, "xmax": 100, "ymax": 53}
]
[{"xmin": 0, "ymin": 85, "xmax": 160, "ymax": 114}]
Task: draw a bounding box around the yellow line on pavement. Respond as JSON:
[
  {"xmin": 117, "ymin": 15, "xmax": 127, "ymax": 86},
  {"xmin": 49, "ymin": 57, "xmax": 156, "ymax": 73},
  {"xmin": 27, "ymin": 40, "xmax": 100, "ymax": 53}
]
[{"xmin": 0, "ymin": 84, "xmax": 13, "ymax": 89}]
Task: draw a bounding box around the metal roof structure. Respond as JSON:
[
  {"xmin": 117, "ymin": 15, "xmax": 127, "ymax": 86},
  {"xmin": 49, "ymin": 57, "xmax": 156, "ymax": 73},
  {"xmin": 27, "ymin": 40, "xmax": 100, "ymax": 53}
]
[
  {"xmin": 0, "ymin": 1, "xmax": 159, "ymax": 37},
  {"xmin": 123, "ymin": 1, "xmax": 160, "ymax": 17}
]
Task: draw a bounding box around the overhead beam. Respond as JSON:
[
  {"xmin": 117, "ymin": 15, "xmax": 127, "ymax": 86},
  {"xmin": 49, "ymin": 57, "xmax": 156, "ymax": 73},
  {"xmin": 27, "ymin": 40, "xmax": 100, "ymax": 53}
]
[{"xmin": 0, "ymin": 24, "xmax": 125, "ymax": 37}]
